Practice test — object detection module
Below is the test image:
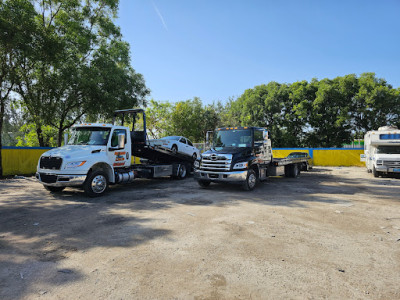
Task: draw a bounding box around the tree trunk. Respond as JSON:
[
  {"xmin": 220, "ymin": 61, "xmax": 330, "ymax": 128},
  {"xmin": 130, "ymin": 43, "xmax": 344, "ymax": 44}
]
[
  {"xmin": 36, "ymin": 125, "xmax": 45, "ymax": 147},
  {"xmin": 57, "ymin": 128, "xmax": 63, "ymax": 147}
]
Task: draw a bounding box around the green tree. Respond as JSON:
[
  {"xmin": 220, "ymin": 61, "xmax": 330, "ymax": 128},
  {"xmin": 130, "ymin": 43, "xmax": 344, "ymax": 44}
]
[
  {"xmin": 0, "ymin": 0, "xmax": 39, "ymax": 176},
  {"xmin": 9, "ymin": 0, "xmax": 149, "ymax": 147},
  {"xmin": 352, "ymin": 73, "xmax": 399, "ymax": 136},
  {"xmin": 305, "ymin": 77, "xmax": 352, "ymax": 147},
  {"xmin": 230, "ymin": 82, "xmax": 287, "ymax": 146},
  {"xmin": 145, "ymin": 99, "xmax": 174, "ymax": 139}
]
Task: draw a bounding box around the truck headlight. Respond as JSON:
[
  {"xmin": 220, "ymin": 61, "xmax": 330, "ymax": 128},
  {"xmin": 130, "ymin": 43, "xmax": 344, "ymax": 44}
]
[
  {"xmin": 376, "ymin": 160, "xmax": 383, "ymax": 165},
  {"xmin": 65, "ymin": 161, "xmax": 86, "ymax": 168},
  {"xmin": 233, "ymin": 162, "xmax": 248, "ymax": 170},
  {"xmin": 194, "ymin": 160, "xmax": 200, "ymax": 168}
]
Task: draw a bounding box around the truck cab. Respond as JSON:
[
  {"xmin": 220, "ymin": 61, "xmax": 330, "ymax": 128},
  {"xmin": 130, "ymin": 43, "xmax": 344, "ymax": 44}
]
[
  {"xmin": 194, "ymin": 127, "xmax": 272, "ymax": 190},
  {"xmin": 36, "ymin": 123, "xmax": 131, "ymax": 196}
]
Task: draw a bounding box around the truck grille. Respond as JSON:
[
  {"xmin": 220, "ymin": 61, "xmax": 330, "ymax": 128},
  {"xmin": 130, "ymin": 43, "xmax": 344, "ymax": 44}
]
[
  {"xmin": 382, "ymin": 161, "xmax": 400, "ymax": 168},
  {"xmin": 200, "ymin": 154, "xmax": 232, "ymax": 172},
  {"xmin": 40, "ymin": 156, "xmax": 63, "ymax": 170},
  {"xmin": 39, "ymin": 173, "xmax": 57, "ymax": 183}
]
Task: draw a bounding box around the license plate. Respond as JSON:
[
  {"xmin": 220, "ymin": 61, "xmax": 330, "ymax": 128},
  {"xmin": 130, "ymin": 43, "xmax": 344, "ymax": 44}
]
[{"xmin": 393, "ymin": 168, "xmax": 400, "ymax": 172}]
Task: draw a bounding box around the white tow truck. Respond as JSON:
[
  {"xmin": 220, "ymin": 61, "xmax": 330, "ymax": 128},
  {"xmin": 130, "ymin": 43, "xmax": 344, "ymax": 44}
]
[
  {"xmin": 36, "ymin": 109, "xmax": 195, "ymax": 196},
  {"xmin": 361, "ymin": 126, "xmax": 400, "ymax": 177}
]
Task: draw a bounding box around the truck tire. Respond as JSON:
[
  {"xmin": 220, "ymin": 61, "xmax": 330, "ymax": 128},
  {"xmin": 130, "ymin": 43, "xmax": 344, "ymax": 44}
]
[
  {"xmin": 44, "ymin": 186, "xmax": 65, "ymax": 193},
  {"xmin": 83, "ymin": 170, "xmax": 109, "ymax": 197},
  {"xmin": 285, "ymin": 164, "xmax": 300, "ymax": 178},
  {"xmin": 175, "ymin": 163, "xmax": 187, "ymax": 179},
  {"xmin": 197, "ymin": 180, "xmax": 211, "ymax": 188},
  {"xmin": 242, "ymin": 169, "xmax": 257, "ymax": 191},
  {"xmin": 373, "ymin": 166, "xmax": 380, "ymax": 178}
]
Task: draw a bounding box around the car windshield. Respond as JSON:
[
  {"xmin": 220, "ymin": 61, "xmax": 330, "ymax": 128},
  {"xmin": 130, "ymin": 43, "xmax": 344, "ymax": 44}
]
[
  {"xmin": 376, "ymin": 145, "xmax": 400, "ymax": 154},
  {"xmin": 68, "ymin": 127, "xmax": 111, "ymax": 146},
  {"xmin": 288, "ymin": 153, "xmax": 307, "ymax": 158},
  {"xmin": 213, "ymin": 129, "xmax": 252, "ymax": 149},
  {"xmin": 160, "ymin": 136, "xmax": 180, "ymax": 141}
]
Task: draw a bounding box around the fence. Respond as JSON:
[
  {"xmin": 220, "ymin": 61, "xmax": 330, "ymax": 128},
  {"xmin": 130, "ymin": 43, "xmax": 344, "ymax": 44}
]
[{"xmin": 1, "ymin": 146, "xmax": 365, "ymax": 176}]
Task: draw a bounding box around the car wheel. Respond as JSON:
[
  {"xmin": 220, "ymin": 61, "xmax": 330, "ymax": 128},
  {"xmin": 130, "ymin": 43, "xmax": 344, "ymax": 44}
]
[
  {"xmin": 171, "ymin": 145, "xmax": 178, "ymax": 155},
  {"xmin": 192, "ymin": 153, "xmax": 197, "ymax": 160},
  {"xmin": 83, "ymin": 170, "xmax": 109, "ymax": 197},
  {"xmin": 242, "ymin": 169, "xmax": 257, "ymax": 191},
  {"xmin": 44, "ymin": 186, "xmax": 65, "ymax": 193},
  {"xmin": 198, "ymin": 180, "xmax": 211, "ymax": 188}
]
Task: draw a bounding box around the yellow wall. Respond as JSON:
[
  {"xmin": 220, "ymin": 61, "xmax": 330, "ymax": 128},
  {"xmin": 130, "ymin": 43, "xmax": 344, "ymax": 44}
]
[
  {"xmin": 313, "ymin": 149, "xmax": 364, "ymax": 167},
  {"xmin": 2, "ymin": 147, "xmax": 365, "ymax": 176},
  {"xmin": 1, "ymin": 148, "xmax": 49, "ymax": 176}
]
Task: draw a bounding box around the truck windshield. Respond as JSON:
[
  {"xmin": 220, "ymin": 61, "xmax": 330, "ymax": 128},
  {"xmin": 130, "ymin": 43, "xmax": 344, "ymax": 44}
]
[
  {"xmin": 68, "ymin": 127, "xmax": 111, "ymax": 146},
  {"xmin": 213, "ymin": 129, "xmax": 252, "ymax": 149},
  {"xmin": 376, "ymin": 146, "xmax": 400, "ymax": 154}
]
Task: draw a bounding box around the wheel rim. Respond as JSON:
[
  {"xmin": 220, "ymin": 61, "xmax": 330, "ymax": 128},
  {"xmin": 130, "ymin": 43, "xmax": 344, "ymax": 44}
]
[
  {"xmin": 192, "ymin": 153, "xmax": 197, "ymax": 160},
  {"xmin": 248, "ymin": 173, "xmax": 256, "ymax": 188},
  {"xmin": 91, "ymin": 175, "xmax": 107, "ymax": 193},
  {"xmin": 179, "ymin": 165, "xmax": 187, "ymax": 177},
  {"xmin": 172, "ymin": 146, "xmax": 177, "ymax": 154}
]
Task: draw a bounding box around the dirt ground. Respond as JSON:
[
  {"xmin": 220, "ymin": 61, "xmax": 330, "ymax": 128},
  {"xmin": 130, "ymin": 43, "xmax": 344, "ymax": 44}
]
[{"xmin": 0, "ymin": 167, "xmax": 400, "ymax": 300}]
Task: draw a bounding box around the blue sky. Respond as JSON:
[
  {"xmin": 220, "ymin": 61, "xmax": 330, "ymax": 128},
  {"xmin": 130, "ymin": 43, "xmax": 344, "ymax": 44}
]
[{"xmin": 116, "ymin": 0, "xmax": 400, "ymax": 105}]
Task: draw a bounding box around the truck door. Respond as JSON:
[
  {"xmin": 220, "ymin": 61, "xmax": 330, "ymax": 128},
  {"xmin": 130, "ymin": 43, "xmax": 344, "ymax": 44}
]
[
  {"xmin": 108, "ymin": 128, "xmax": 130, "ymax": 168},
  {"xmin": 254, "ymin": 128, "xmax": 272, "ymax": 163},
  {"xmin": 254, "ymin": 129, "xmax": 266, "ymax": 162}
]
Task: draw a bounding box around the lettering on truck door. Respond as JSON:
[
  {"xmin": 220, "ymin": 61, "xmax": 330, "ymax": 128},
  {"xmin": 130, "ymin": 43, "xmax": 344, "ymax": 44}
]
[{"xmin": 109, "ymin": 129, "xmax": 129, "ymax": 167}]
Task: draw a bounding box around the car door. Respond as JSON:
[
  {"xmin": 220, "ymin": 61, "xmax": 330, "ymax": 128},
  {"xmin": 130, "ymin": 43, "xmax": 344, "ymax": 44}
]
[
  {"xmin": 178, "ymin": 137, "xmax": 190, "ymax": 155},
  {"xmin": 186, "ymin": 139, "xmax": 197, "ymax": 156}
]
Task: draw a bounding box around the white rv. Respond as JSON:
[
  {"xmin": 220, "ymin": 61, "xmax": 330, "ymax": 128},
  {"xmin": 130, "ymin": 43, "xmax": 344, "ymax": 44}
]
[{"xmin": 361, "ymin": 126, "xmax": 400, "ymax": 177}]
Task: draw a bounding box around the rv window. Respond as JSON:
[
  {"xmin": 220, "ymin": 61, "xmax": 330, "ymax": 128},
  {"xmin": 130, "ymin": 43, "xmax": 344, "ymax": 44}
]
[
  {"xmin": 376, "ymin": 146, "xmax": 400, "ymax": 154},
  {"xmin": 380, "ymin": 134, "xmax": 400, "ymax": 140}
]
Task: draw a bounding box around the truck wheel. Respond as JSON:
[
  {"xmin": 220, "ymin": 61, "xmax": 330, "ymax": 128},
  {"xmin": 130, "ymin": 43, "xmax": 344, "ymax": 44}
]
[
  {"xmin": 197, "ymin": 180, "xmax": 211, "ymax": 188},
  {"xmin": 373, "ymin": 166, "xmax": 380, "ymax": 178},
  {"xmin": 83, "ymin": 170, "xmax": 109, "ymax": 197},
  {"xmin": 243, "ymin": 169, "xmax": 257, "ymax": 191},
  {"xmin": 285, "ymin": 164, "xmax": 300, "ymax": 178},
  {"xmin": 176, "ymin": 164, "xmax": 187, "ymax": 179},
  {"xmin": 192, "ymin": 153, "xmax": 197, "ymax": 160},
  {"xmin": 45, "ymin": 186, "xmax": 65, "ymax": 193}
]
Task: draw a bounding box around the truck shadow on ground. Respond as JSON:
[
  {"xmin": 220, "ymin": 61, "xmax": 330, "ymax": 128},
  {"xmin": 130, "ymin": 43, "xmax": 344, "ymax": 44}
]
[
  {"xmin": 0, "ymin": 180, "xmax": 172, "ymax": 299},
  {"xmin": 181, "ymin": 169, "xmax": 400, "ymax": 208}
]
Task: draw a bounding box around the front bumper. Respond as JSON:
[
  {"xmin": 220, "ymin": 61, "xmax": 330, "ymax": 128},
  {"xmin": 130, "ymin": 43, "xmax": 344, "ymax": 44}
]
[
  {"xmin": 375, "ymin": 166, "xmax": 400, "ymax": 173},
  {"xmin": 36, "ymin": 172, "xmax": 87, "ymax": 187},
  {"xmin": 194, "ymin": 169, "xmax": 247, "ymax": 183}
]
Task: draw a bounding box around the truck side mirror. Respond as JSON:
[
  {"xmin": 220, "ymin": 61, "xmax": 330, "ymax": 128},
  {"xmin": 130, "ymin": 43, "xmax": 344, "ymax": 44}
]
[
  {"xmin": 64, "ymin": 133, "xmax": 68, "ymax": 146},
  {"xmin": 118, "ymin": 133, "xmax": 125, "ymax": 149}
]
